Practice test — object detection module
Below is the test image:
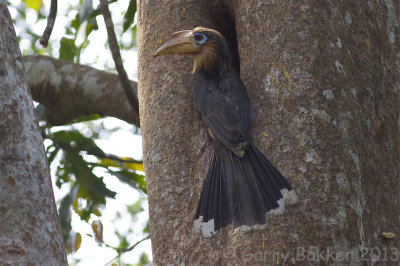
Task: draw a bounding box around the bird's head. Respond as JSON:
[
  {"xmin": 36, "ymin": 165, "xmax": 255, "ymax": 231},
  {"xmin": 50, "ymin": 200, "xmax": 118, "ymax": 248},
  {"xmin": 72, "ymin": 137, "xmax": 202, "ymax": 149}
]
[{"xmin": 153, "ymin": 27, "xmax": 231, "ymax": 73}]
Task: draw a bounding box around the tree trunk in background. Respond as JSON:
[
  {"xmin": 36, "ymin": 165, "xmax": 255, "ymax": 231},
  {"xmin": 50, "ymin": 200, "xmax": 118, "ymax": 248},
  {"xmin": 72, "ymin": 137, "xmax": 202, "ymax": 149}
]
[
  {"xmin": 138, "ymin": 0, "xmax": 400, "ymax": 264},
  {"xmin": 0, "ymin": 3, "xmax": 67, "ymax": 265}
]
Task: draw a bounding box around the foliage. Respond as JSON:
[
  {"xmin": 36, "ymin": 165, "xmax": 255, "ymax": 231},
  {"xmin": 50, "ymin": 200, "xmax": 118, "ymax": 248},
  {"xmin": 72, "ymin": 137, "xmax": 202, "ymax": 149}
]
[{"xmin": 9, "ymin": 0, "xmax": 149, "ymax": 265}]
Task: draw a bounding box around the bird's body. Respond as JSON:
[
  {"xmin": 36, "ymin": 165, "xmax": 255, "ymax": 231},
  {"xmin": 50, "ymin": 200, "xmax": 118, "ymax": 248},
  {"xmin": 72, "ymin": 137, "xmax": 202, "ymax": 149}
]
[
  {"xmin": 192, "ymin": 69, "xmax": 250, "ymax": 156},
  {"xmin": 153, "ymin": 27, "xmax": 298, "ymax": 237}
]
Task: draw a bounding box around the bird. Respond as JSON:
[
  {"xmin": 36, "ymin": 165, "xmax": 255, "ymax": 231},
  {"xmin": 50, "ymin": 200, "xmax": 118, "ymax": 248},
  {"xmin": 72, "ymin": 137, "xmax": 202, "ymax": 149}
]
[{"xmin": 153, "ymin": 27, "xmax": 298, "ymax": 237}]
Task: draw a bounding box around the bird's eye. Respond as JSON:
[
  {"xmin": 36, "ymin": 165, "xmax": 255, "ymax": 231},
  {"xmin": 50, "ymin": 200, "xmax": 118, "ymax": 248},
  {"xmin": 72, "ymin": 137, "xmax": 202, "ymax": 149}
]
[{"xmin": 193, "ymin": 33, "xmax": 207, "ymax": 45}]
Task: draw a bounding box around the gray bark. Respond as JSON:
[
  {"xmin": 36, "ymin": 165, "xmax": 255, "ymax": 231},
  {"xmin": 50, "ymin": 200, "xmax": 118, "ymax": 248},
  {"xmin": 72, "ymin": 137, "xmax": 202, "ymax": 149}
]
[
  {"xmin": 23, "ymin": 55, "xmax": 139, "ymax": 126},
  {"xmin": 0, "ymin": 3, "xmax": 67, "ymax": 265},
  {"xmin": 138, "ymin": 0, "xmax": 400, "ymax": 265}
]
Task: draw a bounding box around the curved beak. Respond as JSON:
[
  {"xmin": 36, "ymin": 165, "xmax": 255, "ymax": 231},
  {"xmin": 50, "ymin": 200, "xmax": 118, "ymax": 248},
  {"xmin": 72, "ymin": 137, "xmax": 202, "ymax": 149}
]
[{"xmin": 153, "ymin": 30, "xmax": 198, "ymax": 57}]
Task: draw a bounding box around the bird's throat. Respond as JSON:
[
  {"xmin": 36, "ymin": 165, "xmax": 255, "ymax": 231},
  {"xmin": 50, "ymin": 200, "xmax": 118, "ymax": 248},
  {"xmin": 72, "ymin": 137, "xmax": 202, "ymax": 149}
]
[{"xmin": 192, "ymin": 41, "xmax": 218, "ymax": 73}]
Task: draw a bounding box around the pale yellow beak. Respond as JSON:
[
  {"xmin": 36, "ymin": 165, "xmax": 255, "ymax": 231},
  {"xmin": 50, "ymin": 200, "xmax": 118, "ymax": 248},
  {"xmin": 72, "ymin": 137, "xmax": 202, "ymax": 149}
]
[{"xmin": 153, "ymin": 30, "xmax": 198, "ymax": 57}]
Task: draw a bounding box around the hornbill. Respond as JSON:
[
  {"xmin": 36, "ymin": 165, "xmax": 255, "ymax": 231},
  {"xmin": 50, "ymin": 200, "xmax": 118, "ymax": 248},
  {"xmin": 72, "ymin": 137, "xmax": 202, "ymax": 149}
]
[{"xmin": 153, "ymin": 27, "xmax": 298, "ymax": 237}]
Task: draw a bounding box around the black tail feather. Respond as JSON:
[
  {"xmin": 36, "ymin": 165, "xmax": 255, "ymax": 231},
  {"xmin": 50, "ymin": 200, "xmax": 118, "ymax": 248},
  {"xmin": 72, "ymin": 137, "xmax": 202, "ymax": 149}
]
[
  {"xmin": 194, "ymin": 153, "xmax": 232, "ymax": 236},
  {"xmin": 231, "ymin": 152, "xmax": 266, "ymax": 228},
  {"xmin": 195, "ymin": 154, "xmax": 215, "ymax": 222},
  {"xmin": 247, "ymin": 145, "xmax": 284, "ymax": 204},
  {"xmin": 245, "ymin": 151, "xmax": 280, "ymax": 211},
  {"xmin": 251, "ymin": 145, "xmax": 292, "ymax": 190},
  {"xmin": 194, "ymin": 143, "xmax": 297, "ymax": 236},
  {"xmin": 207, "ymin": 155, "xmax": 218, "ymax": 225}
]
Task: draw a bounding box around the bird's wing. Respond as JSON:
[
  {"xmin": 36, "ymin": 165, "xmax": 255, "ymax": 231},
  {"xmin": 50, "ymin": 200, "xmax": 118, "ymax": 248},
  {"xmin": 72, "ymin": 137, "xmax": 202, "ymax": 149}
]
[{"xmin": 199, "ymin": 71, "xmax": 251, "ymax": 153}]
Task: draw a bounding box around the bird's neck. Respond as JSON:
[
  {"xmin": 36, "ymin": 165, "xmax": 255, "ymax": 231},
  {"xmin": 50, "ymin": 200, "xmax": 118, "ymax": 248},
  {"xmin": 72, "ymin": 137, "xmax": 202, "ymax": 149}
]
[
  {"xmin": 192, "ymin": 40, "xmax": 231, "ymax": 76},
  {"xmin": 193, "ymin": 60, "xmax": 230, "ymax": 79}
]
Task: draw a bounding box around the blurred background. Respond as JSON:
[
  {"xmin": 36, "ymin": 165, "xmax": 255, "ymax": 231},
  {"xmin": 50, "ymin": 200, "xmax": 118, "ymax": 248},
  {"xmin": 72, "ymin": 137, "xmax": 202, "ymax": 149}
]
[{"xmin": 7, "ymin": 0, "xmax": 151, "ymax": 265}]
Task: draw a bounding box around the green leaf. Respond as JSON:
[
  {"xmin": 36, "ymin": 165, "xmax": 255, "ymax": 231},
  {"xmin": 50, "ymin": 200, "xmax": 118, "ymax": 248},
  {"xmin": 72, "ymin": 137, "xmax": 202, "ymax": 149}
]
[
  {"xmin": 109, "ymin": 169, "xmax": 146, "ymax": 194},
  {"xmin": 35, "ymin": 104, "xmax": 46, "ymax": 120},
  {"xmin": 52, "ymin": 130, "xmax": 105, "ymax": 157},
  {"xmin": 71, "ymin": 14, "xmax": 80, "ymax": 31},
  {"xmin": 47, "ymin": 146, "xmax": 60, "ymax": 164},
  {"xmin": 135, "ymin": 253, "xmax": 151, "ymax": 266},
  {"xmin": 86, "ymin": 178, "xmax": 117, "ymax": 198},
  {"xmin": 59, "ymin": 185, "xmax": 78, "ymax": 242},
  {"xmin": 142, "ymin": 221, "xmax": 149, "ymax": 234},
  {"xmin": 66, "ymin": 153, "xmax": 115, "ymax": 198},
  {"xmin": 123, "ymin": 0, "xmax": 136, "ymax": 32},
  {"xmin": 23, "ymin": 0, "xmax": 43, "ymax": 12},
  {"xmin": 127, "ymin": 198, "xmax": 143, "ymax": 217},
  {"xmin": 59, "ymin": 38, "xmax": 77, "ymax": 61},
  {"xmin": 59, "ymin": 195, "xmax": 73, "ymax": 242},
  {"xmin": 131, "ymin": 25, "xmax": 137, "ymax": 45},
  {"xmin": 99, "ymin": 157, "xmax": 144, "ymax": 172},
  {"xmin": 69, "ymin": 114, "xmax": 103, "ymax": 124},
  {"xmin": 116, "ymin": 233, "xmax": 130, "ymax": 249},
  {"xmin": 86, "ymin": 22, "xmax": 99, "ymax": 38},
  {"xmin": 51, "ymin": 130, "xmax": 118, "ymax": 211},
  {"xmin": 60, "ymin": 150, "xmax": 116, "ymax": 221},
  {"xmin": 55, "ymin": 162, "xmax": 71, "ymax": 188}
]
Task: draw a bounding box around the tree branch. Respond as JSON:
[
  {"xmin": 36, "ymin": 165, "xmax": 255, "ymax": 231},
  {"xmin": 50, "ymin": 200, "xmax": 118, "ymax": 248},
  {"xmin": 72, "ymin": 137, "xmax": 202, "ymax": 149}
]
[
  {"xmin": 40, "ymin": 0, "xmax": 57, "ymax": 47},
  {"xmin": 23, "ymin": 55, "xmax": 139, "ymax": 126},
  {"xmin": 117, "ymin": 235, "xmax": 150, "ymax": 253},
  {"xmin": 104, "ymin": 235, "xmax": 150, "ymax": 266},
  {"xmin": 100, "ymin": 0, "xmax": 140, "ymax": 121}
]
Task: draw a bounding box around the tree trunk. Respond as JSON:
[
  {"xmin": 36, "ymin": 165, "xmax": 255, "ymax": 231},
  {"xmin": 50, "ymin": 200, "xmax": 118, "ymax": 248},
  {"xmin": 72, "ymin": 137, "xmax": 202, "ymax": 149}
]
[
  {"xmin": 0, "ymin": 3, "xmax": 67, "ymax": 265},
  {"xmin": 138, "ymin": 0, "xmax": 400, "ymax": 264}
]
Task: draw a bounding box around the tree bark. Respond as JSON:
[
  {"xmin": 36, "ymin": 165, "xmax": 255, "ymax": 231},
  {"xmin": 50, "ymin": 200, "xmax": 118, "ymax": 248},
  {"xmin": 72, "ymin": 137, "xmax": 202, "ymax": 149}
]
[
  {"xmin": 0, "ymin": 3, "xmax": 67, "ymax": 265},
  {"xmin": 138, "ymin": 0, "xmax": 400, "ymax": 264},
  {"xmin": 23, "ymin": 55, "xmax": 139, "ymax": 126}
]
